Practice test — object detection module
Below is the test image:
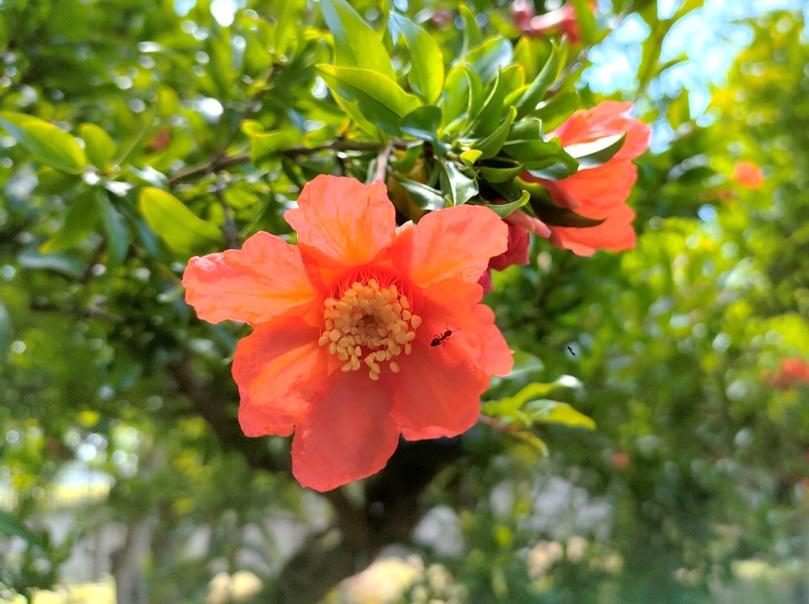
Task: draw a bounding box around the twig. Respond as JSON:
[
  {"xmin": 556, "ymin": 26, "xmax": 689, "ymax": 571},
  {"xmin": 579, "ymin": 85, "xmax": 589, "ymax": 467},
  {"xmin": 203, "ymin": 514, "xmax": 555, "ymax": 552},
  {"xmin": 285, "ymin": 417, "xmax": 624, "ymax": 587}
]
[
  {"xmin": 375, "ymin": 142, "xmax": 393, "ymax": 182},
  {"xmin": 213, "ymin": 178, "xmax": 240, "ymax": 249},
  {"xmin": 168, "ymin": 140, "xmax": 387, "ymax": 185}
]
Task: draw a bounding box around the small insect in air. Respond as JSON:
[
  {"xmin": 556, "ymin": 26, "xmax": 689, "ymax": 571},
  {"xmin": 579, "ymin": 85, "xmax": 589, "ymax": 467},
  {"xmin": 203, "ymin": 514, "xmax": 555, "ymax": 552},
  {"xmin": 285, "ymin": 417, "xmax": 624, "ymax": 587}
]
[
  {"xmin": 567, "ymin": 346, "xmax": 576, "ymax": 356},
  {"xmin": 431, "ymin": 327, "xmax": 459, "ymax": 347}
]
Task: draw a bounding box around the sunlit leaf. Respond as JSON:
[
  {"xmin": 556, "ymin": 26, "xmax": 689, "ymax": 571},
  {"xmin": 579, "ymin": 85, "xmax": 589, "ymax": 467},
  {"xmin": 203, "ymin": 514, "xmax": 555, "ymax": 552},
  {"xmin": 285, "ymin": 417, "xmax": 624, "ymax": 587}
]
[
  {"xmin": 320, "ymin": 0, "xmax": 396, "ymax": 80},
  {"xmin": 79, "ymin": 123, "xmax": 116, "ymax": 172},
  {"xmin": 0, "ymin": 111, "xmax": 86, "ymax": 174},
  {"xmin": 317, "ymin": 65, "xmax": 421, "ymax": 133},
  {"xmin": 525, "ymin": 400, "xmax": 596, "ymax": 430},
  {"xmin": 391, "ymin": 13, "xmax": 444, "ymax": 104},
  {"xmin": 138, "ymin": 188, "xmax": 221, "ymax": 255}
]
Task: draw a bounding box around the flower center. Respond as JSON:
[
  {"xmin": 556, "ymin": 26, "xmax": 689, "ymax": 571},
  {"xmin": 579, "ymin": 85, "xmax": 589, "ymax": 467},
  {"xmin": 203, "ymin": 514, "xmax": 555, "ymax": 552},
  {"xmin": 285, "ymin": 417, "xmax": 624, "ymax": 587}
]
[{"xmin": 317, "ymin": 275, "xmax": 421, "ymax": 380}]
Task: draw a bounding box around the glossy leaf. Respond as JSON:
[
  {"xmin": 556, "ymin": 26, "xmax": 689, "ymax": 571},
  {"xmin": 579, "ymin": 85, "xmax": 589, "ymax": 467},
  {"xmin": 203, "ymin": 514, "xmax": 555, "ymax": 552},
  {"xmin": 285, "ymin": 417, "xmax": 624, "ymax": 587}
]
[
  {"xmin": 98, "ymin": 191, "xmax": 130, "ymax": 272},
  {"xmin": 391, "ymin": 13, "xmax": 444, "ymax": 104},
  {"xmin": 0, "ymin": 111, "xmax": 86, "ymax": 174},
  {"xmin": 317, "ymin": 65, "xmax": 421, "ymax": 133},
  {"xmin": 439, "ymin": 159, "xmax": 478, "ymax": 206},
  {"xmin": 79, "ymin": 123, "xmax": 116, "ymax": 172},
  {"xmin": 41, "ymin": 189, "xmax": 101, "ymax": 253},
  {"xmin": 391, "ymin": 174, "xmax": 446, "ymax": 210},
  {"xmin": 482, "ymin": 188, "xmax": 530, "ymax": 218},
  {"xmin": 473, "ymin": 106, "xmax": 517, "ymax": 160},
  {"xmin": 400, "ymin": 106, "xmax": 444, "ymax": 151},
  {"xmin": 479, "ymin": 158, "xmax": 524, "ymax": 183},
  {"xmin": 251, "ymin": 130, "xmax": 297, "ymax": 165},
  {"xmin": 565, "ymin": 131, "xmax": 627, "ymax": 169},
  {"xmin": 320, "ymin": 0, "xmax": 396, "ymax": 81},
  {"xmin": 466, "ymin": 70, "xmax": 511, "ymax": 138},
  {"xmin": 513, "ymin": 42, "xmax": 564, "ymax": 119},
  {"xmin": 466, "ymin": 37, "xmax": 513, "ymax": 85},
  {"xmin": 138, "ymin": 188, "xmax": 221, "ymax": 255}
]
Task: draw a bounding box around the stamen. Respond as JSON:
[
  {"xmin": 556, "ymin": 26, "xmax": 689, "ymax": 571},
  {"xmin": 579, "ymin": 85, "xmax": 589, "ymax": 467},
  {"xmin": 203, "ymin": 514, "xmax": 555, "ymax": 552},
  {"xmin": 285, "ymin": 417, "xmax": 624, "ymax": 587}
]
[{"xmin": 318, "ymin": 272, "xmax": 421, "ymax": 379}]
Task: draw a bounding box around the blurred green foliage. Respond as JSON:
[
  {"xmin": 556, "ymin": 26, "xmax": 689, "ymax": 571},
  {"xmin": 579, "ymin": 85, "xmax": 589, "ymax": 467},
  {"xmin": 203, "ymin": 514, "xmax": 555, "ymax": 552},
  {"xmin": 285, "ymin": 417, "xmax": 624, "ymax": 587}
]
[{"xmin": 0, "ymin": 0, "xmax": 808, "ymax": 603}]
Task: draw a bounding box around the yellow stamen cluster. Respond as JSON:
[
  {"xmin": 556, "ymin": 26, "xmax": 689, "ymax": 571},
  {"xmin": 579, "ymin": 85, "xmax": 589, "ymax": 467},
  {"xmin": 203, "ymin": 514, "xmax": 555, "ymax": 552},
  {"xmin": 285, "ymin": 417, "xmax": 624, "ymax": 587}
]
[{"xmin": 318, "ymin": 277, "xmax": 421, "ymax": 380}]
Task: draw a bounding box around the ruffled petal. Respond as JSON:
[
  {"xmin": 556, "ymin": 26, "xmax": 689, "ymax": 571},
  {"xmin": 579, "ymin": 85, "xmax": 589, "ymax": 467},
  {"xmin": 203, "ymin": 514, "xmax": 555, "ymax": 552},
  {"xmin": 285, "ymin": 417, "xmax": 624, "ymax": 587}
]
[
  {"xmin": 284, "ymin": 175, "xmax": 395, "ymax": 269},
  {"xmin": 392, "ymin": 205, "xmax": 508, "ymax": 288},
  {"xmin": 388, "ymin": 342, "xmax": 489, "ymax": 440},
  {"xmin": 183, "ymin": 231, "xmax": 318, "ymax": 326},
  {"xmin": 548, "ymin": 203, "xmax": 636, "ymax": 256},
  {"xmin": 290, "ymin": 372, "xmax": 399, "ymax": 491},
  {"xmin": 417, "ymin": 280, "xmax": 513, "ymax": 377},
  {"xmin": 233, "ymin": 317, "xmax": 329, "ymax": 437},
  {"xmin": 553, "ymin": 101, "xmax": 650, "ymax": 161}
]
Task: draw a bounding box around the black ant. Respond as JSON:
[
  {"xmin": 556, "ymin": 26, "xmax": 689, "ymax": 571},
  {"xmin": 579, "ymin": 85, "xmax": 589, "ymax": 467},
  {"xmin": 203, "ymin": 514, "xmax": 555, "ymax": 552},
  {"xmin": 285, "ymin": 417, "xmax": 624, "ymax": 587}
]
[{"xmin": 431, "ymin": 327, "xmax": 459, "ymax": 347}]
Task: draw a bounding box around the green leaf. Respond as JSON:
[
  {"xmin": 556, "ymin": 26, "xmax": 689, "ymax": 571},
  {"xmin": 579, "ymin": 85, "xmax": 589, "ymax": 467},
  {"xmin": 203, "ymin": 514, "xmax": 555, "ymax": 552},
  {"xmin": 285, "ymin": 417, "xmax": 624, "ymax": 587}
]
[
  {"xmin": 317, "ymin": 65, "xmax": 421, "ymax": 134},
  {"xmin": 458, "ymin": 4, "xmax": 483, "ymax": 57},
  {"xmin": 459, "ymin": 149, "xmax": 483, "ymax": 166},
  {"xmin": 320, "ymin": 0, "xmax": 396, "ymax": 81},
  {"xmin": 513, "ymin": 42, "xmax": 564, "ymax": 120},
  {"xmin": 565, "ymin": 131, "xmax": 627, "ymax": 169},
  {"xmin": 525, "ymin": 400, "xmax": 596, "ymax": 430},
  {"xmin": 534, "ymin": 91, "xmax": 580, "ymax": 132},
  {"xmin": 138, "ymin": 188, "xmax": 221, "ymax": 255},
  {"xmin": 79, "ymin": 123, "xmax": 116, "ymax": 172},
  {"xmin": 391, "ymin": 174, "xmax": 446, "ymax": 210},
  {"xmin": 0, "ymin": 298, "xmax": 11, "ymax": 358},
  {"xmin": 400, "ymin": 106, "xmax": 444, "ymax": 151},
  {"xmin": 391, "ymin": 13, "xmax": 444, "ymax": 104},
  {"xmin": 479, "ymin": 158, "xmax": 524, "ymax": 183},
  {"xmin": 391, "ymin": 141, "xmax": 424, "ymax": 173},
  {"xmin": 439, "ymin": 159, "xmax": 478, "ymax": 206},
  {"xmin": 274, "ymin": 0, "xmax": 306, "ymax": 58},
  {"xmin": 473, "ymin": 106, "xmax": 517, "ymax": 160},
  {"xmin": 17, "ymin": 249, "xmax": 85, "ymax": 279},
  {"xmin": 251, "ymin": 130, "xmax": 296, "ymax": 165},
  {"xmin": 530, "ymin": 197, "xmax": 605, "ymax": 227},
  {"xmin": 0, "ymin": 510, "xmax": 46, "ymax": 549},
  {"xmin": 502, "ymin": 120, "xmax": 564, "ymax": 163},
  {"xmin": 466, "ymin": 69, "xmax": 511, "ymax": 138},
  {"xmin": 41, "ymin": 189, "xmax": 101, "ymax": 253},
  {"xmin": 481, "ymin": 188, "xmax": 530, "ymax": 218},
  {"xmin": 441, "ymin": 65, "xmax": 484, "ymax": 134},
  {"xmin": 466, "ymin": 37, "xmax": 513, "ymax": 84},
  {"xmin": 513, "ymin": 36, "xmax": 553, "ymax": 81},
  {"xmin": 0, "ymin": 111, "xmax": 86, "ymax": 174},
  {"xmin": 98, "ymin": 191, "xmax": 130, "ymax": 271}
]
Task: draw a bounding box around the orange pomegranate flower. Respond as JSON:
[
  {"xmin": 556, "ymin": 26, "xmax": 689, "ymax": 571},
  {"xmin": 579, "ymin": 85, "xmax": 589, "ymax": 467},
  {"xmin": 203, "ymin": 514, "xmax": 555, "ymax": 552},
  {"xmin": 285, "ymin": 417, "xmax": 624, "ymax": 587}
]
[
  {"xmin": 183, "ymin": 175, "xmax": 513, "ymax": 492},
  {"xmin": 731, "ymin": 160, "xmax": 764, "ymax": 190},
  {"xmin": 523, "ymin": 101, "xmax": 651, "ymax": 257}
]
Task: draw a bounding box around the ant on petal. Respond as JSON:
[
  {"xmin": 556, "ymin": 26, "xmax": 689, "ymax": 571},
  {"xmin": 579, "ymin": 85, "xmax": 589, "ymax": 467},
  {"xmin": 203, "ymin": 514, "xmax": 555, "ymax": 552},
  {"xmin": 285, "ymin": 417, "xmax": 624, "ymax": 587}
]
[{"xmin": 431, "ymin": 326, "xmax": 459, "ymax": 347}]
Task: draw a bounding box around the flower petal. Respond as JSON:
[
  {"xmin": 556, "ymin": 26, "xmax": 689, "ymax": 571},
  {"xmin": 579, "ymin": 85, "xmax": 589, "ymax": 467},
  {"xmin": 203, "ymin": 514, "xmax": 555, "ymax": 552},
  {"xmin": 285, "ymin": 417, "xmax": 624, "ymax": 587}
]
[
  {"xmin": 290, "ymin": 372, "xmax": 399, "ymax": 491},
  {"xmin": 392, "ymin": 205, "xmax": 508, "ymax": 287},
  {"xmin": 233, "ymin": 318, "xmax": 329, "ymax": 437},
  {"xmin": 183, "ymin": 231, "xmax": 318, "ymax": 326},
  {"xmin": 548, "ymin": 203, "xmax": 636, "ymax": 256},
  {"xmin": 284, "ymin": 175, "xmax": 396, "ymax": 269},
  {"xmin": 553, "ymin": 101, "xmax": 650, "ymax": 161},
  {"xmin": 388, "ymin": 343, "xmax": 489, "ymax": 440},
  {"xmin": 418, "ymin": 280, "xmax": 513, "ymax": 378},
  {"xmin": 534, "ymin": 161, "xmax": 639, "ymax": 212}
]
